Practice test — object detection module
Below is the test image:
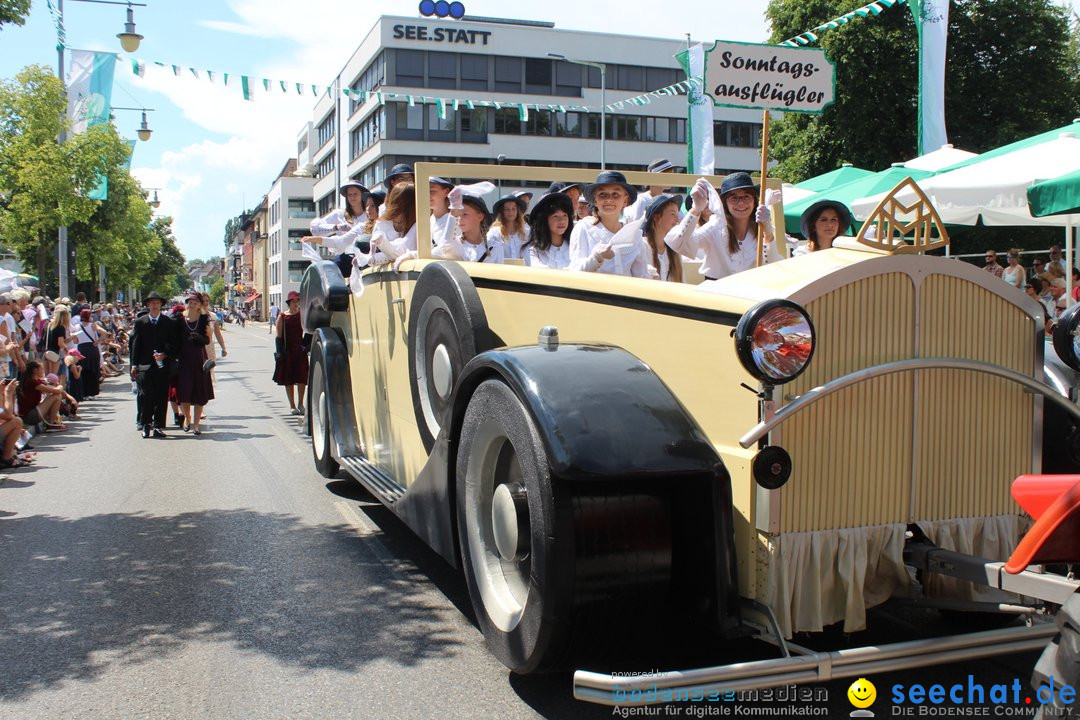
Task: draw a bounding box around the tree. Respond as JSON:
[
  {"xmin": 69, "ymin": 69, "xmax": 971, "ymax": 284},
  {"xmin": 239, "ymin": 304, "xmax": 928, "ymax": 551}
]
[
  {"xmin": 208, "ymin": 277, "xmax": 225, "ymax": 308},
  {"xmin": 0, "ymin": 0, "xmax": 31, "ymax": 28},
  {"xmin": 223, "ymin": 209, "xmax": 255, "ymax": 253},
  {"xmin": 141, "ymin": 217, "xmax": 187, "ymax": 298},
  {"xmin": 0, "ymin": 65, "xmax": 132, "ymax": 290},
  {"xmin": 765, "ymin": 0, "xmax": 1080, "ymax": 183}
]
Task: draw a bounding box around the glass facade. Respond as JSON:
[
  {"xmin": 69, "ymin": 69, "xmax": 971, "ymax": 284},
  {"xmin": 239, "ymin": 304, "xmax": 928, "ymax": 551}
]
[{"xmin": 316, "ymin": 113, "xmax": 335, "ymax": 148}]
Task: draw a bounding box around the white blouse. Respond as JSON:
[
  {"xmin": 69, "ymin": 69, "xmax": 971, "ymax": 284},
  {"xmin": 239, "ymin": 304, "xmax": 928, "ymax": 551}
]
[
  {"xmin": 486, "ymin": 227, "xmax": 529, "ymax": 260},
  {"xmin": 568, "ymin": 219, "xmax": 650, "ymax": 277},
  {"xmin": 370, "ymin": 219, "xmax": 418, "ymax": 265},
  {"xmin": 525, "ymin": 242, "xmax": 571, "ymax": 269},
  {"xmin": 432, "ymin": 214, "xmax": 504, "ymax": 264},
  {"xmin": 309, "ymin": 208, "xmax": 359, "ymax": 237},
  {"xmin": 665, "ymin": 212, "xmax": 781, "ymax": 281}
]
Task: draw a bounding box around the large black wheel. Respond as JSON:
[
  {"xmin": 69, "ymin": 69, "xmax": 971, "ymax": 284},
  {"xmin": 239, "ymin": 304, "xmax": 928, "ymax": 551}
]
[
  {"xmin": 309, "ymin": 349, "xmax": 339, "ymax": 478},
  {"xmin": 455, "ymin": 379, "xmax": 674, "ymax": 674},
  {"xmin": 456, "ymin": 379, "xmax": 571, "ymax": 673},
  {"xmin": 408, "ymin": 262, "xmax": 492, "ymax": 452},
  {"xmin": 1033, "ymin": 592, "xmax": 1080, "ymax": 718}
]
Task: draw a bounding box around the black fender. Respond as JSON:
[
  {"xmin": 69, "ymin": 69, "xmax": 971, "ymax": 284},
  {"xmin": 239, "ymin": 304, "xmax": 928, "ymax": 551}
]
[
  {"xmin": 300, "ymin": 260, "xmax": 350, "ymax": 334},
  {"xmin": 448, "ymin": 343, "xmax": 740, "ymax": 622},
  {"xmin": 307, "ymin": 326, "xmax": 362, "ymax": 459}
]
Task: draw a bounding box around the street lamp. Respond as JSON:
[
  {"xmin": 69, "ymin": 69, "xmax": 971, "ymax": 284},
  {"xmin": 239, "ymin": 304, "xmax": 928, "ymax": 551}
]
[
  {"xmin": 496, "ymin": 153, "xmax": 506, "ymax": 196},
  {"xmin": 548, "ymin": 53, "xmax": 606, "ymax": 170},
  {"xmin": 143, "ymin": 188, "xmax": 161, "ymax": 208},
  {"xmin": 112, "ymin": 106, "xmax": 155, "ymax": 141},
  {"xmin": 54, "ymin": 0, "xmax": 149, "ymax": 298}
]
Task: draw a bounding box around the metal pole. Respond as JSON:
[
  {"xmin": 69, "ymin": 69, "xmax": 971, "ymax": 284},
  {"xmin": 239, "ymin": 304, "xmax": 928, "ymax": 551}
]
[
  {"xmin": 599, "ymin": 64, "xmax": 606, "ymax": 170},
  {"xmin": 57, "ymin": 0, "xmax": 69, "ymax": 299}
]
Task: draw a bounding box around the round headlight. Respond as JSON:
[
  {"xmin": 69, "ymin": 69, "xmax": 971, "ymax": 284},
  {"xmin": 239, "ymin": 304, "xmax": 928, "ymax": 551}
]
[
  {"xmin": 735, "ymin": 299, "xmax": 816, "ymax": 385},
  {"xmin": 1053, "ymin": 302, "xmax": 1080, "ymax": 373}
]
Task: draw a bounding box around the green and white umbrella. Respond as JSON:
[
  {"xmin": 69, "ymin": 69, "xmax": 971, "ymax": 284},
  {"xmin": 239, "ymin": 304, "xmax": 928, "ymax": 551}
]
[
  {"xmin": 783, "ymin": 165, "xmax": 935, "ymax": 235},
  {"xmin": 1027, "ymin": 169, "xmax": 1080, "ymax": 218}
]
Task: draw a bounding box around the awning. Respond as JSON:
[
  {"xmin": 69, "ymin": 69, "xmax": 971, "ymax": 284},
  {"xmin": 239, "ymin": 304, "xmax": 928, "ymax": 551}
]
[{"xmin": 243, "ymin": 292, "xmax": 261, "ymax": 304}]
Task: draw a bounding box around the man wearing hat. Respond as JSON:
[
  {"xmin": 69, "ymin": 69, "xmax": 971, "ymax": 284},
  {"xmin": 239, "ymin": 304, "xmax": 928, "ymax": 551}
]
[
  {"xmin": 626, "ymin": 159, "xmax": 677, "ymax": 223},
  {"xmin": 129, "ymin": 291, "xmax": 177, "ymax": 438}
]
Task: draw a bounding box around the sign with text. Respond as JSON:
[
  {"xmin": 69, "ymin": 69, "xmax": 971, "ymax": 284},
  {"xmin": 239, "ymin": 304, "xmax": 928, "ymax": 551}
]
[
  {"xmin": 392, "ymin": 24, "xmax": 491, "ymax": 45},
  {"xmin": 704, "ymin": 40, "xmax": 835, "ymax": 114}
]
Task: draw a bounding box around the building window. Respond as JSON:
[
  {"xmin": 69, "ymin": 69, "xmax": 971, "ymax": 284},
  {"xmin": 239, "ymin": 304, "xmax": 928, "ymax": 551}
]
[
  {"xmin": 396, "ymin": 49, "xmax": 425, "ymax": 87},
  {"xmin": 615, "ymin": 116, "xmax": 640, "ymax": 141},
  {"xmin": 288, "ymin": 198, "xmax": 316, "ymax": 219},
  {"xmin": 586, "ymin": 65, "xmax": 603, "ymax": 89},
  {"xmin": 524, "ymin": 58, "xmax": 552, "ymax": 94},
  {"xmin": 395, "ymin": 102, "xmax": 425, "ymax": 140},
  {"xmin": 585, "ymin": 113, "xmax": 601, "ymax": 139},
  {"xmin": 316, "ymin": 193, "xmax": 333, "ymax": 217},
  {"xmin": 428, "ymin": 51, "xmax": 456, "ymax": 90},
  {"xmin": 316, "ymin": 153, "xmax": 335, "ymax": 180},
  {"xmin": 493, "ymin": 107, "xmax": 521, "ymax": 135},
  {"xmin": 460, "ymin": 54, "xmax": 488, "ymax": 91},
  {"xmin": 350, "ymin": 110, "xmax": 383, "ymax": 160},
  {"xmin": 288, "ymin": 260, "xmax": 310, "ymax": 284},
  {"xmin": 288, "ymin": 228, "xmax": 307, "ymax": 252},
  {"xmin": 349, "ymin": 52, "xmax": 385, "ymax": 114},
  {"xmin": 646, "ymin": 67, "xmax": 678, "ymax": 90},
  {"xmin": 316, "ymin": 113, "xmax": 335, "ymax": 148},
  {"xmin": 555, "ymin": 112, "xmax": 581, "ymax": 138},
  {"xmin": 428, "ymin": 105, "xmax": 456, "ymax": 137},
  {"xmin": 494, "ymin": 56, "xmax": 521, "ymax": 93},
  {"xmin": 524, "ymin": 109, "xmax": 551, "ymax": 137},
  {"xmin": 642, "ymin": 116, "xmax": 669, "ymax": 143},
  {"xmin": 460, "ymin": 107, "xmax": 488, "ymax": 141},
  {"xmin": 616, "ymin": 65, "xmax": 644, "ymax": 92},
  {"xmin": 729, "ymin": 122, "xmax": 762, "ymax": 148},
  {"xmin": 554, "ymin": 62, "xmax": 582, "ymax": 97},
  {"xmin": 297, "ymin": 134, "xmax": 308, "ymax": 156},
  {"xmin": 673, "ymin": 118, "xmax": 686, "ymax": 145}
]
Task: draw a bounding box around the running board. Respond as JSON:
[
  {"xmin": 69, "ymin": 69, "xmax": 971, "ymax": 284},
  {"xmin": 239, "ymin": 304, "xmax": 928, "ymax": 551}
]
[
  {"xmin": 339, "ymin": 456, "xmax": 406, "ymax": 505},
  {"xmin": 573, "ymin": 624, "xmax": 1056, "ymax": 706}
]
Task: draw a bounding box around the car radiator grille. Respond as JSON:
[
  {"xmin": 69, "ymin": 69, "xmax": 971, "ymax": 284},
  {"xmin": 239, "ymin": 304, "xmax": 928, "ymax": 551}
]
[{"xmin": 778, "ymin": 272, "xmax": 1036, "ymax": 533}]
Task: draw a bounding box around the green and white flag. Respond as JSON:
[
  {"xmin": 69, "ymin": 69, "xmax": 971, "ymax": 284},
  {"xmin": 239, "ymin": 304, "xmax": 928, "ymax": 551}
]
[
  {"xmin": 676, "ymin": 43, "xmax": 714, "ymax": 175},
  {"xmin": 67, "ymin": 50, "xmax": 117, "ymax": 200},
  {"xmin": 907, "ymin": 0, "xmax": 950, "ymax": 154},
  {"xmin": 67, "ymin": 50, "xmax": 116, "ymax": 136}
]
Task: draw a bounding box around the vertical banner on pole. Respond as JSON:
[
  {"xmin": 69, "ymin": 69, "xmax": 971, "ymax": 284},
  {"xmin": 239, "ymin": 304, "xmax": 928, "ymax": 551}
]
[
  {"xmin": 67, "ymin": 50, "xmax": 117, "ymax": 200},
  {"xmin": 907, "ymin": 0, "xmax": 950, "ymax": 154},
  {"xmin": 675, "ymin": 43, "xmax": 715, "ymax": 175}
]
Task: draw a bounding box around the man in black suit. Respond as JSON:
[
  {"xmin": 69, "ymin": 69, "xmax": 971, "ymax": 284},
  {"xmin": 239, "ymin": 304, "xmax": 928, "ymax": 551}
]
[{"xmin": 129, "ymin": 291, "xmax": 177, "ymax": 438}]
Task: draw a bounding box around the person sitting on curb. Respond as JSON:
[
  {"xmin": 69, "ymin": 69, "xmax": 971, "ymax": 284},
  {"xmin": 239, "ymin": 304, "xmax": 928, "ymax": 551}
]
[
  {"xmin": 0, "ymin": 378, "xmax": 32, "ymax": 468},
  {"xmin": 19, "ymin": 360, "xmax": 74, "ymax": 431}
]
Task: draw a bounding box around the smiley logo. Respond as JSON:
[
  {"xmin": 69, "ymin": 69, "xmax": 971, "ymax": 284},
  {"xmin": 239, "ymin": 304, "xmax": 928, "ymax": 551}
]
[{"xmin": 847, "ymin": 677, "xmax": 876, "ymax": 708}]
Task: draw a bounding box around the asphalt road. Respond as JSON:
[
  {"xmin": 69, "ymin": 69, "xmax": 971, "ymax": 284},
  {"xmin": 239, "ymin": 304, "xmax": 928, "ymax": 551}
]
[{"xmin": 0, "ymin": 322, "xmax": 1057, "ymax": 719}]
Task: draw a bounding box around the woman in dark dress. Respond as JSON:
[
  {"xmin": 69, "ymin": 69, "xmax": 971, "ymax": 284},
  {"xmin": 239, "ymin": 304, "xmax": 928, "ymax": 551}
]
[
  {"xmin": 75, "ymin": 308, "xmax": 103, "ymax": 398},
  {"xmin": 273, "ymin": 291, "xmax": 308, "ymax": 416},
  {"xmin": 176, "ymin": 295, "xmax": 214, "ymax": 435}
]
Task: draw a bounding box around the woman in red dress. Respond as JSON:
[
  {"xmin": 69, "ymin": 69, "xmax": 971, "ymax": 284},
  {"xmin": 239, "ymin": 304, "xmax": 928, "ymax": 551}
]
[{"xmin": 272, "ymin": 291, "xmax": 309, "ymax": 416}]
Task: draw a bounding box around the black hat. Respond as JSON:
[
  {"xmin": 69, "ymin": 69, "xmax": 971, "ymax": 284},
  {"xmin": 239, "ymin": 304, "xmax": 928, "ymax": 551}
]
[
  {"xmin": 339, "ymin": 181, "xmax": 368, "ymax": 196},
  {"xmin": 369, "ymin": 190, "xmax": 387, "ymax": 207},
  {"xmin": 719, "ymin": 171, "xmax": 759, "ymax": 198},
  {"xmin": 492, "ymin": 194, "xmax": 527, "ymax": 218},
  {"xmin": 461, "ymin": 194, "xmax": 493, "ymax": 223},
  {"xmin": 144, "ymin": 291, "xmax": 165, "ymax": 303},
  {"xmin": 429, "ymin": 176, "xmax": 454, "ymax": 189},
  {"xmin": 529, "ymin": 192, "xmax": 575, "ymax": 228},
  {"xmin": 381, "ymin": 163, "xmax": 414, "ymax": 190},
  {"xmin": 647, "ymin": 158, "xmax": 675, "ymax": 174},
  {"xmin": 799, "ymin": 199, "xmax": 853, "ymax": 240},
  {"xmin": 546, "ymin": 181, "xmax": 582, "ymax": 195},
  {"xmin": 584, "ymin": 171, "xmax": 639, "ymax": 205},
  {"xmin": 644, "ymin": 194, "xmax": 683, "ymax": 230}
]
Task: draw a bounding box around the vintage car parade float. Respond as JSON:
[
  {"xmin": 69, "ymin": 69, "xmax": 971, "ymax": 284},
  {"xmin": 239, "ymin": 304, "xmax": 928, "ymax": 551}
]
[{"xmin": 300, "ymin": 163, "xmax": 1080, "ymax": 706}]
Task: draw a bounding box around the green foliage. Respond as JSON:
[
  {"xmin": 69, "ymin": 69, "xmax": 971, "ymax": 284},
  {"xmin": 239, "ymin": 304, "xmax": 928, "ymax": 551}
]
[
  {"xmin": 208, "ymin": 276, "xmax": 225, "ymax": 307},
  {"xmin": 0, "ymin": 0, "xmax": 31, "ymax": 28},
  {"xmin": 765, "ymin": 0, "xmax": 1080, "ymax": 183},
  {"xmin": 223, "ymin": 210, "xmax": 254, "ymax": 252},
  {"xmin": 141, "ymin": 217, "xmax": 187, "ymax": 299}
]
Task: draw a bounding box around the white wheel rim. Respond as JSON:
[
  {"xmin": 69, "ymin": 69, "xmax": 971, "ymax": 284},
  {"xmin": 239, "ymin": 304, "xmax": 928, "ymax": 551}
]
[
  {"xmin": 464, "ymin": 419, "xmax": 530, "ymax": 632},
  {"xmin": 312, "ymin": 362, "xmax": 327, "ymax": 461},
  {"xmin": 431, "ymin": 344, "xmax": 453, "ymax": 401}
]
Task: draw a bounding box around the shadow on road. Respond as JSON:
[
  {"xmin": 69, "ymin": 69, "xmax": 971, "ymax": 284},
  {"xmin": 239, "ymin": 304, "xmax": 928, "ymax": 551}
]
[{"xmin": 0, "ymin": 509, "xmax": 463, "ymax": 701}]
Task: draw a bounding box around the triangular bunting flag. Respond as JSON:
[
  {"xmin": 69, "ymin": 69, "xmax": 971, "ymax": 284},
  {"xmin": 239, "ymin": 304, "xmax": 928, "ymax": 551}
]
[
  {"xmin": 241, "ymin": 76, "xmax": 254, "ymax": 101},
  {"xmin": 171, "ymin": 65, "xmax": 181, "ymax": 76},
  {"xmin": 189, "ymin": 67, "xmax": 199, "ymax": 79},
  {"xmin": 131, "ymin": 58, "xmax": 145, "ymax": 77}
]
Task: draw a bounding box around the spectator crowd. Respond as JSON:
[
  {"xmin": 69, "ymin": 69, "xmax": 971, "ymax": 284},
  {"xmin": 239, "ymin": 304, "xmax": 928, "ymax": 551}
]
[
  {"xmin": 984, "ymin": 245, "xmax": 1078, "ymax": 329},
  {"xmin": 0, "ymin": 290, "xmax": 132, "ymax": 469}
]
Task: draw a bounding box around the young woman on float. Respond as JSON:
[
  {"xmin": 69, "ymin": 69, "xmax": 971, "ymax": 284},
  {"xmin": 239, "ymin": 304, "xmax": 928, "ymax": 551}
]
[
  {"xmin": 665, "ymin": 172, "xmax": 782, "ymax": 282},
  {"xmin": 791, "ymin": 199, "xmax": 853, "ymax": 255},
  {"xmin": 302, "ymin": 181, "xmax": 369, "ymax": 255},
  {"xmin": 568, "ymin": 170, "xmax": 650, "ymax": 278},
  {"xmin": 488, "ymin": 194, "xmax": 530, "ymax": 260},
  {"xmin": 523, "ymin": 192, "xmax": 575, "ymax": 269},
  {"xmin": 641, "ymin": 194, "xmax": 684, "ymax": 282}
]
